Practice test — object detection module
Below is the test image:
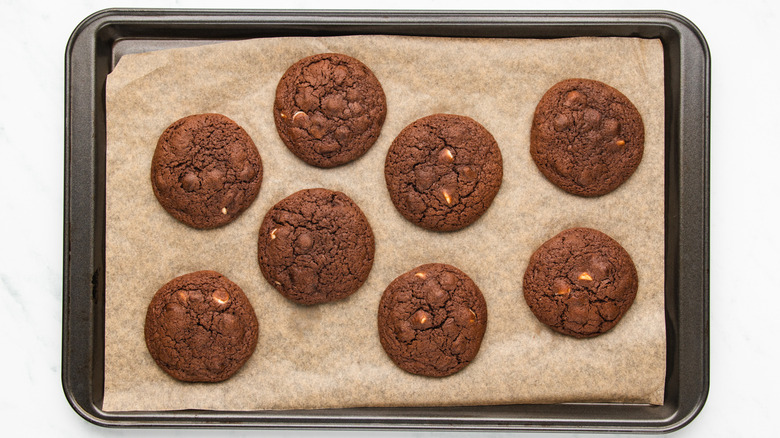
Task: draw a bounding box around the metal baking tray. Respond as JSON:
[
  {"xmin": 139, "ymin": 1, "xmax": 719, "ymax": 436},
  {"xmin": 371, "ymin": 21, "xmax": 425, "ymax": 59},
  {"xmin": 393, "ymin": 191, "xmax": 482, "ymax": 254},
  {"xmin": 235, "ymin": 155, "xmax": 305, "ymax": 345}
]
[{"xmin": 63, "ymin": 9, "xmax": 709, "ymax": 432}]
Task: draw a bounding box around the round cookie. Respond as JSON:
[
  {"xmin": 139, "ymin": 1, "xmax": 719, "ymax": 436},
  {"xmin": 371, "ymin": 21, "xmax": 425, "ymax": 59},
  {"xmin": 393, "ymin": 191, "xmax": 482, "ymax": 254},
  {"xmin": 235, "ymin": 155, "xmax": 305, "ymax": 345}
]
[
  {"xmin": 273, "ymin": 53, "xmax": 387, "ymax": 168},
  {"xmin": 377, "ymin": 263, "xmax": 488, "ymax": 377},
  {"xmin": 530, "ymin": 78, "xmax": 644, "ymax": 197},
  {"xmin": 151, "ymin": 113, "xmax": 263, "ymax": 229},
  {"xmin": 257, "ymin": 188, "xmax": 375, "ymax": 305},
  {"xmin": 144, "ymin": 270, "xmax": 259, "ymax": 382},
  {"xmin": 384, "ymin": 114, "xmax": 503, "ymax": 232},
  {"xmin": 523, "ymin": 228, "xmax": 638, "ymax": 338}
]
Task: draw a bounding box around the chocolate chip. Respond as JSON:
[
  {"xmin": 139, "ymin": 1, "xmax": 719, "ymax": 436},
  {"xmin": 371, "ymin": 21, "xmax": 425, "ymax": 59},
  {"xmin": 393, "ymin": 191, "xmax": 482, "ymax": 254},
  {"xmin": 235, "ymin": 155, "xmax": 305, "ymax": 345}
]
[
  {"xmin": 212, "ymin": 288, "xmax": 230, "ymax": 306},
  {"xmin": 295, "ymin": 232, "xmax": 314, "ymax": 252},
  {"xmin": 414, "ymin": 167, "xmax": 436, "ymax": 190},
  {"xmin": 180, "ymin": 172, "xmax": 200, "ymax": 192},
  {"xmin": 563, "ymin": 90, "xmax": 586, "ymax": 108},
  {"xmin": 438, "ymin": 147, "xmax": 455, "ymax": 163},
  {"xmin": 439, "ymin": 271, "xmax": 459, "ymax": 290},
  {"xmin": 292, "ymin": 111, "xmax": 310, "ymax": 127},
  {"xmin": 603, "ymin": 118, "xmax": 620, "ymax": 137},
  {"xmin": 411, "ymin": 309, "xmax": 433, "ymax": 329},
  {"xmin": 458, "ymin": 165, "xmax": 477, "ymax": 181},
  {"xmin": 553, "ymin": 113, "xmax": 571, "ymax": 131},
  {"xmin": 583, "ymin": 108, "xmax": 602, "ymax": 130},
  {"xmin": 426, "ymin": 285, "xmax": 449, "ymax": 307}
]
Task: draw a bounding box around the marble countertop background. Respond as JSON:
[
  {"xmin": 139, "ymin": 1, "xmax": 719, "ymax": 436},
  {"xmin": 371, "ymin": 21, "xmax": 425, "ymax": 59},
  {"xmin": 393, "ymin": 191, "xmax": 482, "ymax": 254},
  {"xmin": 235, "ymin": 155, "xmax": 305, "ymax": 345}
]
[{"xmin": 1, "ymin": 0, "xmax": 776, "ymax": 437}]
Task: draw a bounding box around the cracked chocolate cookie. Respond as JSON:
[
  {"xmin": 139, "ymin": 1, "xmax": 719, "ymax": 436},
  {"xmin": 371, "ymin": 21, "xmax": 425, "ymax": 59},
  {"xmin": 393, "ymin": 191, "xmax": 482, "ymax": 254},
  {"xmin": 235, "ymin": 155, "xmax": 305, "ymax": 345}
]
[
  {"xmin": 273, "ymin": 53, "xmax": 387, "ymax": 168},
  {"xmin": 530, "ymin": 78, "xmax": 644, "ymax": 197},
  {"xmin": 384, "ymin": 114, "xmax": 503, "ymax": 232},
  {"xmin": 257, "ymin": 188, "xmax": 375, "ymax": 305},
  {"xmin": 378, "ymin": 263, "xmax": 488, "ymax": 377},
  {"xmin": 144, "ymin": 270, "xmax": 259, "ymax": 382},
  {"xmin": 523, "ymin": 228, "xmax": 638, "ymax": 338},
  {"xmin": 151, "ymin": 113, "xmax": 263, "ymax": 229}
]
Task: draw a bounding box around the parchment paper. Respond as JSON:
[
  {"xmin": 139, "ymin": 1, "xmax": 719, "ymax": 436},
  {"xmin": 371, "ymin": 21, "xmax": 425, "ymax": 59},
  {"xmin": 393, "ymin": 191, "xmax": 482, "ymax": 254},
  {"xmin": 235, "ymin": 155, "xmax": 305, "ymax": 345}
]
[{"xmin": 103, "ymin": 35, "xmax": 665, "ymax": 411}]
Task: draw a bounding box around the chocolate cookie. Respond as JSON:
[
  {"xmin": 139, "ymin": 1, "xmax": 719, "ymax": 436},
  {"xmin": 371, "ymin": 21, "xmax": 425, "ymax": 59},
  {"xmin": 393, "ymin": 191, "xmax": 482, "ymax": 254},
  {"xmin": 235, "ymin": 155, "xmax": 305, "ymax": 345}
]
[
  {"xmin": 530, "ymin": 78, "xmax": 644, "ymax": 197},
  {"xmin": 378, "ymin": 263, "xmax": 488, "ymax": 377},
  {"xmin": 384, "ymin": 114, "xmax": 503, "ymax": 232},
  {"xmin": 151, "ymin": 113, "xmax": 263, "ymax": 229},
  {"xmin": 144, "ymin": 271, "xmax": 259, "ymax": 382},
  {"xmin": 273, "ymin": 53, "xmax": 387, "ymax": 168},
  {"xmin": 257, "ymin": 188, "xmax": 375, "ymax": 305},
  {"xmin": 523, "ymin": 228, "xmax": 638, "ymax": 338}
]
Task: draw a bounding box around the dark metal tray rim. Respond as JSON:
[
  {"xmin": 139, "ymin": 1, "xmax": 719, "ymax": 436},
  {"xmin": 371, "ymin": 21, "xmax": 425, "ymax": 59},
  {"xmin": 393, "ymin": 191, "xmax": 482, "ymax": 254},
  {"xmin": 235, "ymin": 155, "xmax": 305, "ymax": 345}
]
[{"xmin": 63, "ymin": 8, "xmax": 710, "ymax": 433}]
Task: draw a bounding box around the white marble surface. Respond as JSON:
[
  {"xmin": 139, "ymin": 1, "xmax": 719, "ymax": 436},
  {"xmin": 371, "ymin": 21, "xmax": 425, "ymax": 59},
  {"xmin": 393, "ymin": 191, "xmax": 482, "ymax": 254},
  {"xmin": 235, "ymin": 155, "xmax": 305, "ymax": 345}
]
[{"xmin": 0, "ymin": 0, "xmax": 776, "ymax": 436}]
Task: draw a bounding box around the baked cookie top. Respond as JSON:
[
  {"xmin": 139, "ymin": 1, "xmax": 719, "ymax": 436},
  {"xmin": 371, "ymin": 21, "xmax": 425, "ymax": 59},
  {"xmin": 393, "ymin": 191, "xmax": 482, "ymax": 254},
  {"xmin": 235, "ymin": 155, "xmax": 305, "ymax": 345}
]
[
  {"xmin": 257, "ymin": 188, "xmax": 375, "ymax": 305},
  {"xmin": 274, "ymin": 53, "xmax": 387, "ymax": 168},
  {"xmin": 144, "ymin": 270, "xmax": 259, "ymax": 382},
  {"xmin": 530, "ymin": 78, "xmax": 644, "ymax": 197},
  {"xmin": 384, "ymin": 114, "xmax": 503, "ymax": 232},
  {"xmin": 151, "ymin": 113, "xmax": 263, "ymax": 229},
  {"xmin": 378, "ymin": 263, "xmax": 488, "ymax": 377},
  {"xmin": 523, "ymin": 227, "xmax": 638, "ymax": 338}
]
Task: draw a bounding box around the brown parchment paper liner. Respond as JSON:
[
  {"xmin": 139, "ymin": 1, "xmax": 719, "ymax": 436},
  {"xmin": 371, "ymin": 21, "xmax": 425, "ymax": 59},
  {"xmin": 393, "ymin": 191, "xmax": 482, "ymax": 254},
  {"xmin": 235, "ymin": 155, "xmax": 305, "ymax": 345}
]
[{"xmin": 103, "ymin": 35, "xmax": 665, "ymax": 411}]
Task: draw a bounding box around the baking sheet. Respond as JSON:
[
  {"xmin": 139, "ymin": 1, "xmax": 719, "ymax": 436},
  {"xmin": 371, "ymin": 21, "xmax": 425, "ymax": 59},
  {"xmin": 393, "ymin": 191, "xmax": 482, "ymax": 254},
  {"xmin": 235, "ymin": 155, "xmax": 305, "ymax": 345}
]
[{"xmin": 103, "ymin": 34, "xmax": 665, "ymax": 411}]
